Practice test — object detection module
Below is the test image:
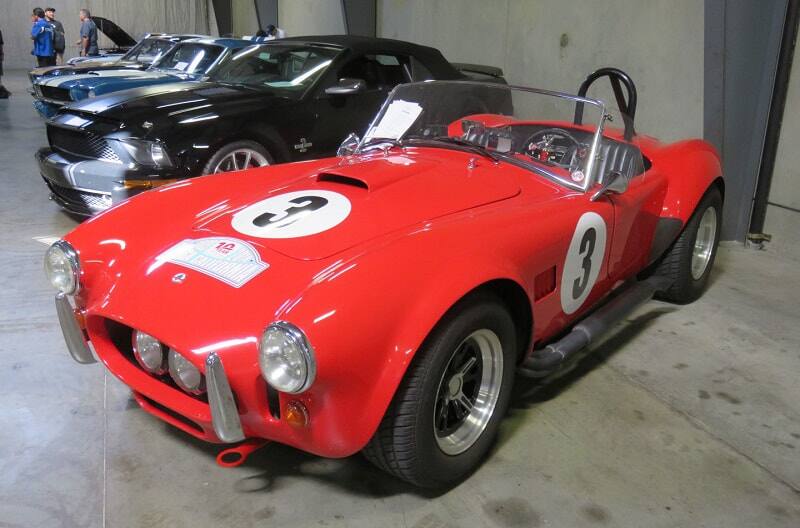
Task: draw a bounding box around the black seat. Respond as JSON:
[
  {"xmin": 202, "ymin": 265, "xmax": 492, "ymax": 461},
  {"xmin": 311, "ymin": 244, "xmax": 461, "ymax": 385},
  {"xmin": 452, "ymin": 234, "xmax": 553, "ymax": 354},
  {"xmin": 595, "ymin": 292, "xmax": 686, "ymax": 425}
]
[{"xmin": 595, "ymin": 138, "xmax": 644, "ymax": 183}]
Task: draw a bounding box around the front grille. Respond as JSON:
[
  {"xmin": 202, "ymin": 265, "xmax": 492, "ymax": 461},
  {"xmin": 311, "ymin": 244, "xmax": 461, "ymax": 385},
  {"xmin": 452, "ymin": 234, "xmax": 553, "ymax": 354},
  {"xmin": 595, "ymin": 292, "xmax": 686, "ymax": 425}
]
[
  {"xmin": 46, "ymin": 180, "xmax": 111, "ymax": 211},
  {"xmin": 40, "ymin": 85, "xmax": 71, "ymax": 102},
  {"xmin": 48, "ymin": 126, "xmax": 121, "ymax": 162}
]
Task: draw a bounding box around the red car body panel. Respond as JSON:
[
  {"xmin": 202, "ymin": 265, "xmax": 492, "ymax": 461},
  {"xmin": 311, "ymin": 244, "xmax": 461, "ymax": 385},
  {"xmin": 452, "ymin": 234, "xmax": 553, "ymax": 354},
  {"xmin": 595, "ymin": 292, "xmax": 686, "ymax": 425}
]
[{"xmin": 64, "ymin": 117, "xmax": 722, "ymax": 458}]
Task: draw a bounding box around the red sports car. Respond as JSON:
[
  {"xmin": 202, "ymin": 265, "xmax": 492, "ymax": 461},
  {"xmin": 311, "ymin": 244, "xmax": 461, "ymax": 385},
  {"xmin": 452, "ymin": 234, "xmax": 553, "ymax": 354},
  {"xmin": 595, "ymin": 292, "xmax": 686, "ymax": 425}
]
[{"xmin": 46, "ymin": 69, "xmax": 722, "ymax": 488}]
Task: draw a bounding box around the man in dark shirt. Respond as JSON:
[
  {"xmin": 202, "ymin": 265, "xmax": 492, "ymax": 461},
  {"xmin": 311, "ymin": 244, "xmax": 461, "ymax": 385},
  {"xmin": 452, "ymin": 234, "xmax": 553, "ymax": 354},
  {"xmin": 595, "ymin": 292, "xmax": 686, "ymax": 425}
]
[
  {"xmin": 45, "ymin": 7, "xmax": 65, "ymax": 65},
  {"xmin": 31, "ymin": 7, "xmax": 55, "ymax": 67},
  {"xmin": 0, "ymin": 29, "xmax": 9, "ymax": 98},
  {"xmin": 77, "ymin": 8, "xmax": 98, "ymax": 57}
]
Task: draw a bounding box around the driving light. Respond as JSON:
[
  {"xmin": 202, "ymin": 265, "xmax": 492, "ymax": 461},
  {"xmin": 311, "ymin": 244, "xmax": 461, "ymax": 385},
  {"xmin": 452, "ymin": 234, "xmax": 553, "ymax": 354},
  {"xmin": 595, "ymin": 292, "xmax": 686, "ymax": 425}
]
[
  {"xmin": 132, "ymin": 331, "xmax": 166, "ymax": 374},
  {"xmin": 258, "ymin": 321, "xmax": 316, "ymax": 394},
  {"xmin": 44, "ymin": 240, "xmax": 80, "ymax": 295},
  {"xmin": 168, "ymin": 349, "xmax": 205, "ymax": 394},
  {"xmin": 117, "ymin": 138, "xmax": 173, "ymax": 167}
]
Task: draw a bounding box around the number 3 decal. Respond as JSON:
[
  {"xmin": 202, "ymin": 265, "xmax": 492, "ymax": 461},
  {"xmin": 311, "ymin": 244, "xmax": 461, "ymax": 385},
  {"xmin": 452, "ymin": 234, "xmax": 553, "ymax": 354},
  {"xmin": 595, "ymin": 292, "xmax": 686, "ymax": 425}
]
[{"xmin": 560, "ymin": 212, "xmax": 607, "ymax": 314}]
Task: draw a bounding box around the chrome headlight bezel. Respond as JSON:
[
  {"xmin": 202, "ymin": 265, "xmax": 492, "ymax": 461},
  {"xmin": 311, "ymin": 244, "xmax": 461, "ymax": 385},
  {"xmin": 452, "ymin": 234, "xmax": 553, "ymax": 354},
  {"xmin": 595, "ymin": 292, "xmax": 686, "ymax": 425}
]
[
  {"xmin": 132, "ymin": 330, "xmax": 167, "ymax": 375},
  {"xmin": 168, "ymin": 349, "xmax": 206, "ymax": 395},
  {"xmin": 258, "ymin": 321, "xmax": 316, "ymax": 394},
  {"xmin": 44, "ymin": 240, "xmax": 80, "ymax": 295}
]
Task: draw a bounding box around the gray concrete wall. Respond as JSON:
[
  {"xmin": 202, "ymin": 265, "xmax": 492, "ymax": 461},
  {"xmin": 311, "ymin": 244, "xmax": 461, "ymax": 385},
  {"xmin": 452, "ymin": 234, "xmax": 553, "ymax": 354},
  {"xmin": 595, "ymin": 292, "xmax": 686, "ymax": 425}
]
[
  {"xmin": 0, "ymin": 0, "xmax": 213, "ymax": 69},
  {"xmin": 277, "ymin": 0, "xmax": 345, "ymax": 36},
  {"xmin": 764, "ymin": 42, "xmax": 800, "ymax": 261},
  {"xmin": 377, "ymin": 0, "xmax": 705, "ymax": 143}
]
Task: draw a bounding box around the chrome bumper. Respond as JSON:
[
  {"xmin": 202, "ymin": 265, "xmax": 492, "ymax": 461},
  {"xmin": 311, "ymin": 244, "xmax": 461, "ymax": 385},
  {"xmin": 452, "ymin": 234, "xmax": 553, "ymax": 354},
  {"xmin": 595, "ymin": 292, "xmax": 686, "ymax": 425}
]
[
  {"xmin": 206, "ymin": 352, "xmax": 245, "ymax": 443},
  {"xmin": 55, "ymin": 293, "xmax": 96, "ymax": 364}
]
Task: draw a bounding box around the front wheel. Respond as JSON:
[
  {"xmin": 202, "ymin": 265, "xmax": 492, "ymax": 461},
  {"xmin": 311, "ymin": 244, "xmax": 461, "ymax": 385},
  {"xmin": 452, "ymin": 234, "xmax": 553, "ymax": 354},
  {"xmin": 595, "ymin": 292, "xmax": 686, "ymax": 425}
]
[
  {"xmin": 202, "ymin": 140, "xmax": 273, "ymax": 174},
  {"xmin": 363, "ymin": 295, "xmax": 516, "ymax": 488},
  {"xmin": 655, "ymin": 186, "xmax": 722, "ymax": 303}
]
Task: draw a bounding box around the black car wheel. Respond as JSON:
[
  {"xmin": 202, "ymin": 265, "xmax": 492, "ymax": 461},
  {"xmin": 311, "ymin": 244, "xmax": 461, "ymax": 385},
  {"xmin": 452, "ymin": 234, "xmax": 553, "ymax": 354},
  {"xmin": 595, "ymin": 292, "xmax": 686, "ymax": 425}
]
[
  {"xmin": 655, "ymin": 186, "xmax": 722, "ymax": 304},
  {"xmin": 202, "ymin": 140, "xmax": 273, "ymax": 174},
  {"xmin": 363, "ymin": 293, "xmax": 516, "ymax": 488}
]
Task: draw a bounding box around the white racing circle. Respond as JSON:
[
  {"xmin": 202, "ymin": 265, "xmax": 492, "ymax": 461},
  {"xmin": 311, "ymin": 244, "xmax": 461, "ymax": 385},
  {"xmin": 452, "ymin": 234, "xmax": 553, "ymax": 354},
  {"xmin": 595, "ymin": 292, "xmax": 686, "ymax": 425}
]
[{"xmin": 231, "ymin": 190, "xmax": 351, "ymax": 239}]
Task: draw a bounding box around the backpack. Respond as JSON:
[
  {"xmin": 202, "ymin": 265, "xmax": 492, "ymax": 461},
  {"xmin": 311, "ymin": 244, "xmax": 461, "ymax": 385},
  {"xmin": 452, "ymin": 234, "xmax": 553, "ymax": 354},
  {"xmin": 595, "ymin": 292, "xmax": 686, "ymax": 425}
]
[{"xmin": 51, "ymin": 22, "xmax": 65, "ymax": 50}]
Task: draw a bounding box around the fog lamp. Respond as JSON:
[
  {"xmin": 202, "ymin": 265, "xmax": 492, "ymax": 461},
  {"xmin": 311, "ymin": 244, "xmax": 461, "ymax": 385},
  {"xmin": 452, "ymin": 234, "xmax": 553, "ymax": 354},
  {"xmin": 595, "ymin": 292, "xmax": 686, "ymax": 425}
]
[
  {"xmin": 132, "ymin": 330, "xmax": 166, "ymax": 374},
  {"xmin": 168, "ymin": 349, "xmax": 205, "ymax": 394}
]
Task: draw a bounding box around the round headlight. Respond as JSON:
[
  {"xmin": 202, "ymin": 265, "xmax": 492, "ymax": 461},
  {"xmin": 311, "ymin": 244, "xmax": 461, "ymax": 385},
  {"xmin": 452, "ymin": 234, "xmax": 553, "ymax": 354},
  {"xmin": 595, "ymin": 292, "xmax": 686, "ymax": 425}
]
[
  {"xmin": 258, "ymin": 321, "xmax": 316, "ymax": 394},
  {"xmin": 132, "ymin": 331, "xmax": 166, "ymax": 374},
  {"xmin": 44, "ymin": 240, "xmax": 80, "ymax": 295},
  {"xmin": 168, "ymin": 349, "xmax": 205, "ymax": 394}
]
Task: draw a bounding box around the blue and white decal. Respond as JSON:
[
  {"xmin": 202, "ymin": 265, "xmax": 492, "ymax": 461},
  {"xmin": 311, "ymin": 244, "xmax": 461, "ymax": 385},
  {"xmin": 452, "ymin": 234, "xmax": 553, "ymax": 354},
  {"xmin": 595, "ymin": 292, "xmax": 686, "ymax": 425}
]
[{"xmin": 158, "ymin": 237, "xmax": 268, "ymax": 288}]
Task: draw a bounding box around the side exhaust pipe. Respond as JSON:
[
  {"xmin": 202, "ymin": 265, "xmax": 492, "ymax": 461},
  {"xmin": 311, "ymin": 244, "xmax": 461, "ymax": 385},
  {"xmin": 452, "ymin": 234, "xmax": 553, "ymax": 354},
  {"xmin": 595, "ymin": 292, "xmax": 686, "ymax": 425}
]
[{"xmin": 518, "ymin": 276, "xmax": 672, "ymax": 377}]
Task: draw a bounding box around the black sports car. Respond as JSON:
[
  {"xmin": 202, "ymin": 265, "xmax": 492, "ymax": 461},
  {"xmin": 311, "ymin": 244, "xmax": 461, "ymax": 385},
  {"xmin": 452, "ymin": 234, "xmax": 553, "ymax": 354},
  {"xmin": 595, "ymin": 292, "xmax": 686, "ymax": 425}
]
[{"xmin": 36, "ymin": 35, "xmax": 506, "ymax": 216}]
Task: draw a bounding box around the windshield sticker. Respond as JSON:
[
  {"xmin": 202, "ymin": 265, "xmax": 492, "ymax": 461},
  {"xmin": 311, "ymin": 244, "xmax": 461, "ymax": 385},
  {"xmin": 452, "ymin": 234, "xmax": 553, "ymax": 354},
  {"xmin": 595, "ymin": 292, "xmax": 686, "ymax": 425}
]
[
  {"xmin": 364, "ymin": 100, "xmax": 423, "ymax": 141},
  {"xmin": 560, "ymin": 212, "xmax": 607, "ymax": 314},
  {"xmin": 231, "ymin": 190, "xmax": 351, "ymax": 239},
  {"xmin": 158, "ymin": 237, "xmax": 268, "ymax": 288}
]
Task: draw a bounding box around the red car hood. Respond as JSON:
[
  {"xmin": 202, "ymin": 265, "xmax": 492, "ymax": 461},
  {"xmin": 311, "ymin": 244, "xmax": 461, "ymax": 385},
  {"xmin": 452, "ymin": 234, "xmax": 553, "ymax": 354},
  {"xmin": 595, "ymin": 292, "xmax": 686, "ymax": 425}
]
[{"xmin": 187, "ymin": 149, "xmax": 521, "ymax": 261}]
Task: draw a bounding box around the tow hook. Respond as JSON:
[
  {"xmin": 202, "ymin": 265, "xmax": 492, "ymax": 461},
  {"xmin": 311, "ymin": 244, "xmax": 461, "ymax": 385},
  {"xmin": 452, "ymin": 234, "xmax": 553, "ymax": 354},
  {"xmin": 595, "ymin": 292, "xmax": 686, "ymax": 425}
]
[{"xmin": 216, "ymin": 439, "xmax": 270, "ymax": 468}]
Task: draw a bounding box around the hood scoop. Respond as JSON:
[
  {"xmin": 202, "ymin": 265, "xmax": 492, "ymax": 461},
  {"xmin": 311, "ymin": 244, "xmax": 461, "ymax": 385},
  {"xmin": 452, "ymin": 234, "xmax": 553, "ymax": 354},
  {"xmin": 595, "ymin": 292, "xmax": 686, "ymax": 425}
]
[{"xmin": 316, "ymin": 172, "xmax": 369, "ymax": 190}]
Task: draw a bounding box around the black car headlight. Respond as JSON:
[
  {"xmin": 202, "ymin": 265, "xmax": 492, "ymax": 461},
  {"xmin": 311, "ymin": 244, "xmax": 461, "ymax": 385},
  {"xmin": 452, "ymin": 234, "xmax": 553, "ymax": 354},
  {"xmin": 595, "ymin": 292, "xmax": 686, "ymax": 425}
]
[
  {"xmin": 44, "ymin": 240, "xmax": 80, "ymax": 295},
  {"xmin": 116, "ymin": 138, "xmax": 173, "ymax": 167},
  {"xmin": 258, "ymin": 321, "xmax": 316, "ymax": 394}
]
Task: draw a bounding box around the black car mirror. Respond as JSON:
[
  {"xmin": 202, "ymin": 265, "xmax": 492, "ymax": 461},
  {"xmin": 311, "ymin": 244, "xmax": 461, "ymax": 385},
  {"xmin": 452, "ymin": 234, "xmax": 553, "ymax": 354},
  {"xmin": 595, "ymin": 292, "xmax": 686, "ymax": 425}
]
[
  {"xmin": 590, "ymin": 170, "xmax": 628, "ymax": 201},
  {"xmin": 337, "ymin": 132, "xmax": 361, "ymax": 156},
  {"xmin": 326, "ymin": 78, "xmax": 367, "ymax": 96}
]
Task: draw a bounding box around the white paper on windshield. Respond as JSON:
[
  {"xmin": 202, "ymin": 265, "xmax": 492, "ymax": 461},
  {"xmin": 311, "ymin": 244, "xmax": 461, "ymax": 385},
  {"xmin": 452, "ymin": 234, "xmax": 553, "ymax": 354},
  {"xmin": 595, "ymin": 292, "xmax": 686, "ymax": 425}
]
[
  {"xmin": 365, "ymin": 100, "xmax": 423, "ymax": 141},
  {"xmin": 174, "ymin": 61, "xmax": 189, "ymax": 71}
]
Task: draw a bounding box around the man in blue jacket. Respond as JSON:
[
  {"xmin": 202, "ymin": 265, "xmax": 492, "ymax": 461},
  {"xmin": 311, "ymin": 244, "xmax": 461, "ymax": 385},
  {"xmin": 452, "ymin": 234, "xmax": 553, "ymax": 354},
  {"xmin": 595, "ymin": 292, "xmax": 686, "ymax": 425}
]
[{"xmin": 31, "ymin": 7, "xmax": 55, "ymax": 67}]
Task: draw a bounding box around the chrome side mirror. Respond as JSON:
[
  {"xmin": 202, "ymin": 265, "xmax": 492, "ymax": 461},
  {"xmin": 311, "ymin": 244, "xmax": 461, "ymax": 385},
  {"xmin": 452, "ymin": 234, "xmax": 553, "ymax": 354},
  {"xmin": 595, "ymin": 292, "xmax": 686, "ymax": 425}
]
[
  {"xmin": 337, "ymin": 132, "xmax": 361, "ymax": 157},
  {"xmin": 325, "ymin": 77, "xmax": 367, "ymax": 95},
  {"xmin": 590, "ymin": 170, "xmax": 628, "ymax": 201}
]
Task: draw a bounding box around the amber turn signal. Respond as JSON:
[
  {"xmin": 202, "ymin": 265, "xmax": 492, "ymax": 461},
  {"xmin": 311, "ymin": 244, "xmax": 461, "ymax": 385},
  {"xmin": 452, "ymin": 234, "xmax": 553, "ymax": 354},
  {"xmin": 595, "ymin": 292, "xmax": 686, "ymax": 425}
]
[{"xmin": 285, "ymin": 401, "xmax": 309, "ymax": 428}]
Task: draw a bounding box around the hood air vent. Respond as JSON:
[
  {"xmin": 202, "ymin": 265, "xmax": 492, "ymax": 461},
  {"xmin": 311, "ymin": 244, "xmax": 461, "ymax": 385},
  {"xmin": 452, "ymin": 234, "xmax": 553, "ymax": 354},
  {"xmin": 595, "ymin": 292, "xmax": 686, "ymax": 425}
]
[{"xmin": 316, "ymin": 173, "xmax": 369, "ymax": 190}]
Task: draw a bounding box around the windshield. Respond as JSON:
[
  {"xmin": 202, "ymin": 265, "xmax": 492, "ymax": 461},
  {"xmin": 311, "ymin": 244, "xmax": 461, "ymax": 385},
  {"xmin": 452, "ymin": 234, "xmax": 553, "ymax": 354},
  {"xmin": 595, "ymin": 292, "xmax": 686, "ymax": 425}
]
[
  {"xmin": 360, "ymin": 81, "xmax": 625, "ymax": 190},
  {"xmin": 209, "ymin": 44, "xmax": 340, "ymax": 97},
  {"xmin": 121, "ymin": 38, "xmax": 175, "ymax": 64},
  {"xmin": 152, "ymin": 43, "xmax": 224, "ymax": 75}
]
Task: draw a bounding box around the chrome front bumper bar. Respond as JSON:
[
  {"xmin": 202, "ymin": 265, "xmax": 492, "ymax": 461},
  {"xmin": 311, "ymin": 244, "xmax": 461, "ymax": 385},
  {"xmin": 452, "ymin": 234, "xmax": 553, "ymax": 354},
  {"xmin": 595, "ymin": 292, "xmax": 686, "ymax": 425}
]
[
  {"xmin": 56, "ymin": 293, "xmax": 96, "ymax": 364},
  {"xmin": 206, "ymin": 352, "xmax": 245, "ymax": 443}
]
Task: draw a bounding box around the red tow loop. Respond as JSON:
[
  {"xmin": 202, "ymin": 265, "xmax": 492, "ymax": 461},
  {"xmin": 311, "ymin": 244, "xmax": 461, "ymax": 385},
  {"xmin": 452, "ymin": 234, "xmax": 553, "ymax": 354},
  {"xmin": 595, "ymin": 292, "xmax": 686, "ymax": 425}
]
[{"xmin": 216, "ymin": 439, "xmax": 270, "ymax": 468}]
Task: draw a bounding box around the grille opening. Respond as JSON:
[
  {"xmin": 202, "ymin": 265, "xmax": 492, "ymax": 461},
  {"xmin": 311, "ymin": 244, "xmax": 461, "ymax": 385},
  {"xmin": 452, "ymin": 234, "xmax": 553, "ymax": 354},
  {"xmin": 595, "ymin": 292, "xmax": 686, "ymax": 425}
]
[
  {"xmin": 138, "ymin": 394, "xmax": 204, "ymax": 434},
  {"xmin": 45, "ymin": 179, "xmax": 110, "ymax": 211},
  {"xmin": 317, "ymin": 173, "xmax": 369, "ymax": 189},
  {"xmin": 104, "ymin": 318, "xmax": 208, "ymax": 403},
  {"xmin": 48, "ymin": 125, "xmax": 121, "ymax": 162},
  {"xmin": 265, "ymin": 381, "xmax": 281, "ymax": 420}
]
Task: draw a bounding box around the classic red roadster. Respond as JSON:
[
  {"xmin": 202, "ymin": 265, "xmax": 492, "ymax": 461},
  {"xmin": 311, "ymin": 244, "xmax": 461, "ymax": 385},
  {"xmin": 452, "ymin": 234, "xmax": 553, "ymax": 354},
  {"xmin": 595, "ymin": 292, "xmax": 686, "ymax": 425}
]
[{"xmin": 46, "ymin": 69, "xmax": 722, "ymax": 487}]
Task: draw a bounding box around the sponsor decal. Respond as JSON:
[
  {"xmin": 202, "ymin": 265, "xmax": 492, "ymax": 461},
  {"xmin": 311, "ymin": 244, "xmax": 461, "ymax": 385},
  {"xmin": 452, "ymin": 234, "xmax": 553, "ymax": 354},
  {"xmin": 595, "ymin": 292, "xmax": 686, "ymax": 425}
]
[
  {"xmin": 231, "ymin": 190, "xmax": 351, "ymax": 239},
  {"xmin": 158, "ymin": 237, "xmax": 268, "ymax": 288},
  {"xmin": 560, "ymin": 212, "xmax": 607, "ymax": 314}
]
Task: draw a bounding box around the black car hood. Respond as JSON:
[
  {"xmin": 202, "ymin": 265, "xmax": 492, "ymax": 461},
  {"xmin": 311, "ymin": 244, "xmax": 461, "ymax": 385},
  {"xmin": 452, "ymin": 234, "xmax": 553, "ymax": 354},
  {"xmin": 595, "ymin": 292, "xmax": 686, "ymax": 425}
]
[
  {"xmin": 93, "ymin": 17, "xmax": 137, "ymax": 48},
  {"xmin": 68, "ymin": 81, "xmax": 293, "ymax": 127}
]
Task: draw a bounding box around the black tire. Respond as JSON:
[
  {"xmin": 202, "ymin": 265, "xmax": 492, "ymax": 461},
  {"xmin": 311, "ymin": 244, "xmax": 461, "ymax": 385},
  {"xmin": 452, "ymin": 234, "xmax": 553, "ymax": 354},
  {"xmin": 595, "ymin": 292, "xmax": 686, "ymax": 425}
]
[
  {"xmin": 201, "ymin": 140, "xmax": 273, "ymax": 175},
  {"xmin": 655, "ymin": 186, "xmax": 722, "ymax": 304},
  {"xmin": 363, "ymin": 294, "xmax": 517, "ymax": 488}
]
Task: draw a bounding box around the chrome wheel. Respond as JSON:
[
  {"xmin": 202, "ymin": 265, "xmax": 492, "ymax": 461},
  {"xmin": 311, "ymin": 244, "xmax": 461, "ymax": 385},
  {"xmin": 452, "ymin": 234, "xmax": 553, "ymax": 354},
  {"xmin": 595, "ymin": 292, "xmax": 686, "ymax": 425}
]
[
  {"xmin": 434, "ymin": 329, "xmax": 504, "ymax": 456},
  {"xmin": 691, "ymin": 206, "xmax": 717, "ymax": 280},
  {"xmin": 212, "ymin": 149, "xmax": 270, "ymax": 173}
]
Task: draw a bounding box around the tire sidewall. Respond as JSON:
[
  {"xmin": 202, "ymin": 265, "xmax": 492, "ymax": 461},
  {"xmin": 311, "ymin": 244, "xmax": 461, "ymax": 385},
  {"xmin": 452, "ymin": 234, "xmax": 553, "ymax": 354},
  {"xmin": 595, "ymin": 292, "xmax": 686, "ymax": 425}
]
[
  {"xmin": 679, "ymin": 188, "xmax": 723, "ymax": 300},
  {"xmin": 412, "ymin": 298, "xmax": 516, "ymax": 487},
  {"xmin": 202, "ymin": 140, "xmax": 273, "ymax": 174}
]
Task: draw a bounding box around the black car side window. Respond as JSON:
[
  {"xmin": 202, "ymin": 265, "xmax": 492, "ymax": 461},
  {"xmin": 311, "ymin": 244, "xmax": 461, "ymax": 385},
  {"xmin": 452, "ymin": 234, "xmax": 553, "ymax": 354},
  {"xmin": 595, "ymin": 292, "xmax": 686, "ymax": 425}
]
[{"xmin": 338, "ymin": 54, "xmax": 412, "ymax": 90}]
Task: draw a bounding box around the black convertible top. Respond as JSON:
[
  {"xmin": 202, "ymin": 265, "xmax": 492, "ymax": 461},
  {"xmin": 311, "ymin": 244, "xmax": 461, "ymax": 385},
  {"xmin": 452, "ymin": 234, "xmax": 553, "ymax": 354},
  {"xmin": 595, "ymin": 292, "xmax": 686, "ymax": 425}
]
[{"xmin": 279, "ymin": 35, "xmax": 463, "ymax": 79}]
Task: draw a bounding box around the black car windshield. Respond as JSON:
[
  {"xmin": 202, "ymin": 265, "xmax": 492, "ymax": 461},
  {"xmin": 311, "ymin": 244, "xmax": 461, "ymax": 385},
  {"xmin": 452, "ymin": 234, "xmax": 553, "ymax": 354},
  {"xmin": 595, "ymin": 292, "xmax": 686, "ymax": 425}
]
[
  {"xmin": 209, "ymin": 44, "xmax": 340, "ymax": 96},
  {"xmin": 153, "ymin": 43, "xmax": 224, "ymax": 75},
  {"xmin": 121, "ymin": 38, "xmax": 175, "ymax": 64}
]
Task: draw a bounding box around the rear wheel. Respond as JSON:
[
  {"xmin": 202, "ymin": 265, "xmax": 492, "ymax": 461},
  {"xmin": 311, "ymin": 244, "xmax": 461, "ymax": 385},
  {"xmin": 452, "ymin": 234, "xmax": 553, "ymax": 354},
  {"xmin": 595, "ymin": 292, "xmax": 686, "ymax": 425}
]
[
  {"xmin": 363, "ymin": 294, "xmax": 516, "ymax": 488},
  {"xmin": 655, "ymin": 186, "xmax": 722, "ymax": 303},
  {"xmin": 202, "ymin": 140, "xmax": 273, "ymax": 174}
]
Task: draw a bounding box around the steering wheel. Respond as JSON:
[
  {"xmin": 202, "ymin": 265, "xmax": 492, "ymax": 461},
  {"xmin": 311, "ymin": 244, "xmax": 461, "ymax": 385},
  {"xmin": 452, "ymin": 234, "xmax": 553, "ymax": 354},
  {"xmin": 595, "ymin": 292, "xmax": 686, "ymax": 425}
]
[{"xmin": 523, "ymin": 127, "xmax": 586, "ymax": 170}]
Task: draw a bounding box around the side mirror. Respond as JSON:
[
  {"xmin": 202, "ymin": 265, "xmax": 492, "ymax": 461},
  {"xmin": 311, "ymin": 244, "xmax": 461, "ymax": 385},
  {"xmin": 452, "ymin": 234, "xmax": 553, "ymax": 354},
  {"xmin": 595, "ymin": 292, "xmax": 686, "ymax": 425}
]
[
  {"xmin": 590, "ymin": 170, "xmax": 628, "ymax": 201},
  {"xmin": 325, "ymin": 78, "xmax": 366, "ymax": 96},
  {"xmin": 337, "ymin": 132, "xmax": 361, "ymax": 156}
]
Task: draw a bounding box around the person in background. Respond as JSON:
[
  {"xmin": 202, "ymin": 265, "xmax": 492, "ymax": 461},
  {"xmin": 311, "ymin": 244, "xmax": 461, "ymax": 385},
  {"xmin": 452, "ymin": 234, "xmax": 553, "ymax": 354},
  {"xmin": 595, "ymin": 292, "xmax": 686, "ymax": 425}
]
[
  {"xmin": 267, "ymin": 24, "xmax": 287, "ymax": 39},
  {"xmin": 76, "ymin": 8, "xmax": 98, "ymax": 57},
  {"xmin": 0, "ymin": 29, "xmax": 9, "ymax": 98},
  {"xmin": 31, "ymin": 7, "xmax": 55, "ymax": 67},
  {"xmin": 45, "ymin": 8, "xmax": 65, "ymax": 65}
]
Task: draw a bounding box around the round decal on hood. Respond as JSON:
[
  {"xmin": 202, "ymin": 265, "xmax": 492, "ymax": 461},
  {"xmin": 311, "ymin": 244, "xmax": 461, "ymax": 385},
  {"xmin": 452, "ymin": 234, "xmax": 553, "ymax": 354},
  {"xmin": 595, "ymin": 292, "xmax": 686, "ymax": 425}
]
[{"xmin": 231, "ymin": 190, "xmax": 351, "ymax": 239}]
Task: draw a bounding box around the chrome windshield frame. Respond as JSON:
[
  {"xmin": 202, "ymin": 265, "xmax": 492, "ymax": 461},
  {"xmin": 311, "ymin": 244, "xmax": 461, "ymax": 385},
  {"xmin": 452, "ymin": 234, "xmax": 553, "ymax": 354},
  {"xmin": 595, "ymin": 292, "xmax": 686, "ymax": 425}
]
[{"xmin": 358, "ymin": 80, "xmax": 608, "ymax": 192}]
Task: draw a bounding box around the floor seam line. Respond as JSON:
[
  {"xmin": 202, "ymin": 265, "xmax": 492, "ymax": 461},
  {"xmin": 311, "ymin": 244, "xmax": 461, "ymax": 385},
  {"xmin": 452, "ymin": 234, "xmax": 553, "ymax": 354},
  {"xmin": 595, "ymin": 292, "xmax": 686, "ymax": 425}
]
[
  {"xmin": 102, "ymin": 371, "xmax": 107, "ymax": 528},
  {"xmin": 607, "ymin": 363, "xmax": 800, "ymax": 495}
]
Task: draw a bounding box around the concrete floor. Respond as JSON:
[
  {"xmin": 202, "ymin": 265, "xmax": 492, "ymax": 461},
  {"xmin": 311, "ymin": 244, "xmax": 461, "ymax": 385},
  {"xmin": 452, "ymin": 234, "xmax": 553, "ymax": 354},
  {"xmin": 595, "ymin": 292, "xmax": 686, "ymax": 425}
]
[{"xmin": 0, "ymin": 69, "xmax": 799, "ymax": 527}]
